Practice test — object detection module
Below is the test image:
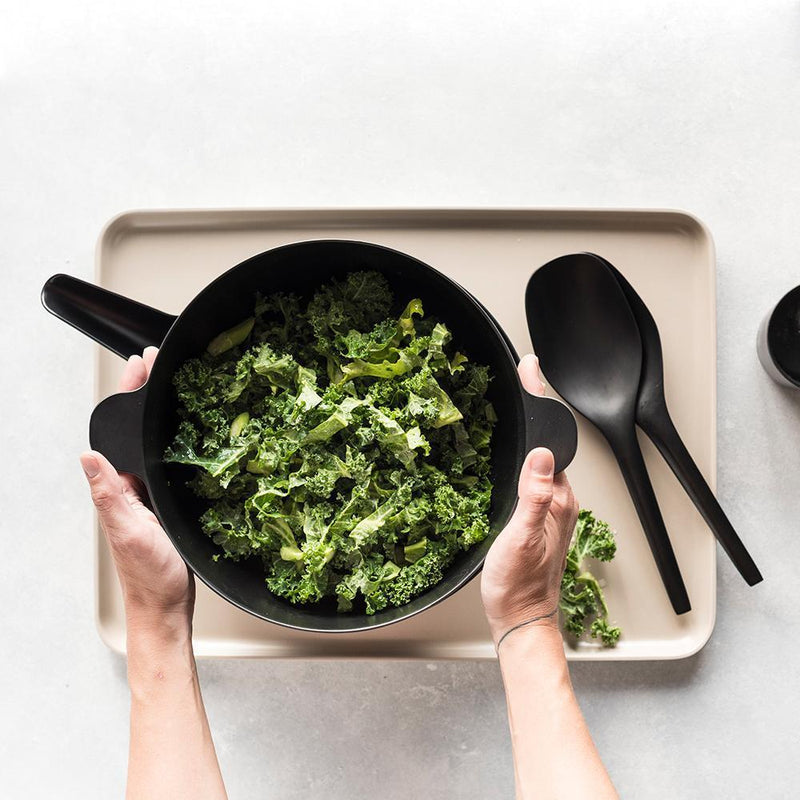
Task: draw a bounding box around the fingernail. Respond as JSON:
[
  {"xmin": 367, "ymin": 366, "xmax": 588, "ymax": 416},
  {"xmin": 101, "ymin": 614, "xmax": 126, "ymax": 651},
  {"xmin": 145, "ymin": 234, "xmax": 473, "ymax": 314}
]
[
  {"xmin": 80, "ymin": 454, "xmax": 100, "ymax": 478},
  {"xmin": 528, "ymin": 447, "xmax": 554, "ymax": 477},
  {"xmin": 128, "ymin": 354, "xmax": 143, "ymax": 366}
]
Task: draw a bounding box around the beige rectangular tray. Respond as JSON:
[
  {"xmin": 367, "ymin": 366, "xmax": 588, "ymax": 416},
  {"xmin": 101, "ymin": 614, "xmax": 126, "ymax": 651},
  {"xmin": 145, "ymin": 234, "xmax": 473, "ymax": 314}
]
[{"xmin": 95, "ymin": 208, "xmax": 716, "ymax": 660}]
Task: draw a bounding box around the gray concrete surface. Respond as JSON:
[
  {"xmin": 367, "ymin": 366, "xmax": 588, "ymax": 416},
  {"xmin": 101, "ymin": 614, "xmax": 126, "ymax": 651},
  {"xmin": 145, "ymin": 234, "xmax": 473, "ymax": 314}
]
[{"xmin": 2, "ymin": 1, "xmax": 799, "ymax": 797}]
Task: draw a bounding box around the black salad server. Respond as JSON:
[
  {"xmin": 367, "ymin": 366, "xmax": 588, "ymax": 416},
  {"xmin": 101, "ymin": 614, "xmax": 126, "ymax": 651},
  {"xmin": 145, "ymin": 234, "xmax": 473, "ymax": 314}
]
[
  {"xmin": 526, "ymin": 253, "xmax": 691, "ymax": 615},
  {"xmin": 595, "ymin": 255, "xmax": 762, "ymax": 586},
  {"xmin": 42, "ymin": 240, "xmax": 578, "ymax": 633}
]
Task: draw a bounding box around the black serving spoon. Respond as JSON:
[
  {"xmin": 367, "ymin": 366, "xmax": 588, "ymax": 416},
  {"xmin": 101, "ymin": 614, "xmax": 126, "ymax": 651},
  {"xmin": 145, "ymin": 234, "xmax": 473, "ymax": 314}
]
[
  {"xmin": 526, "ymin": 253, "xmax": 691, "ymax": 614},
  {"xmin": 596, "ymin": 255, "xmax": 763, "ymax": 586}
]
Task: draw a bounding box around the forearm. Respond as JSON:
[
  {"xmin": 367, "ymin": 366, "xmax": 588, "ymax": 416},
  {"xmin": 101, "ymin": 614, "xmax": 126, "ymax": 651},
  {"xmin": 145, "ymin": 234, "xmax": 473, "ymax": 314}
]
[
  {"xmin": 499, "ymin": 625, "xmax": 617, "ymax": 800},
  {"xmin": 126, "ymin": 611, "xmax": 227, "ymax": 800}
]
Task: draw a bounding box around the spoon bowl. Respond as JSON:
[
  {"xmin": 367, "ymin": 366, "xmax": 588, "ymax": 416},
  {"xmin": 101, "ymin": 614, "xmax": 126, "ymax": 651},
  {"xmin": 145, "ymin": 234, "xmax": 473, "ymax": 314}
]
[{"xmin": 525, "ymin": 254, "xmax": 642, "ymax": 425}]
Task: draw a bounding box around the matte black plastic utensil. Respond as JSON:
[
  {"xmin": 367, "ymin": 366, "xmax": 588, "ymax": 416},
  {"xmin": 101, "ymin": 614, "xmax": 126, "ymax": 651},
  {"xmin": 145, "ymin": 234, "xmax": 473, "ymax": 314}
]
[
  {"xmin": 526, "ymin": 253, "xmax": 691, "ymax": 614},
  {"xmin": 597, "ymin": 256, "xmax": 762, "ymax": 585}
]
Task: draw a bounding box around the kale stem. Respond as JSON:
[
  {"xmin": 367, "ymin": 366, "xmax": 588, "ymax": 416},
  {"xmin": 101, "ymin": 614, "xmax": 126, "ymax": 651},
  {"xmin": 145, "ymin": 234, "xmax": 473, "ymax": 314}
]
[{"xmin": 576, "ymin": 571, "xmax": 609, "ymax": 618}]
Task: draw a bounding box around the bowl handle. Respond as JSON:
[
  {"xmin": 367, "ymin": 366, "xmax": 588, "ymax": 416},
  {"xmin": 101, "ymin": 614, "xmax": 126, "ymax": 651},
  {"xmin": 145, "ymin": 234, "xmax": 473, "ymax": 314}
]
[
  {"xmin": 89, "ymin": 385, "xmax": 147, "ymax": 478},
  {"xmin": 522, "ymin": 392, "xmax": 578, "ymax": 474},
  {"xmin": 41, "ymin": 274, "xmax": 176, "ymax": 359}
]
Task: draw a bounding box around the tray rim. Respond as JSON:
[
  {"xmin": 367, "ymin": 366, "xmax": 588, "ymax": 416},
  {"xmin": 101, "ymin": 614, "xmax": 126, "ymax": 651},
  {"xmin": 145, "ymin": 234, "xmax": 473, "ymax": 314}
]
[
  {"xmin": 96, "ymin": 205, "xmax": 716, "ymax": 239},
  {"xmin": 92, "ymin": 206, "xmax": 717, "ymax": 661}
]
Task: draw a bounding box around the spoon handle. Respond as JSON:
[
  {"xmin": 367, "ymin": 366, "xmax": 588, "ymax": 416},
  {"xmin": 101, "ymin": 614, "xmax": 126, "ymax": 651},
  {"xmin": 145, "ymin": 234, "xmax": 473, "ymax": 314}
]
[
  {"xmin": 609, "ymin": 430, "xmax": 692, "ymax": 614},
  {"xmin": 637, "ymin": 405, "xmax": 763, "ymax": 586}
]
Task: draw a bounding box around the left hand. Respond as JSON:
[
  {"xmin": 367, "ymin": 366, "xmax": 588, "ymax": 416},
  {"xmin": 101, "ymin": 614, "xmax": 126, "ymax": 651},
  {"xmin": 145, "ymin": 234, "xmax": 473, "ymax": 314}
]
[{"xmin": 79, "ymin": 347, "xmax": 194, "ymax": 627}]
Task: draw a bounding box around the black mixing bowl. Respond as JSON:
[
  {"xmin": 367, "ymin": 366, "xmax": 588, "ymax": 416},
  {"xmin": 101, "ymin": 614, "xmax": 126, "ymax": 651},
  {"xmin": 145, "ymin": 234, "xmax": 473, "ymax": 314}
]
[{"xmin": 42, "ymin": 240, "xmax": 577, "ymax": 632}]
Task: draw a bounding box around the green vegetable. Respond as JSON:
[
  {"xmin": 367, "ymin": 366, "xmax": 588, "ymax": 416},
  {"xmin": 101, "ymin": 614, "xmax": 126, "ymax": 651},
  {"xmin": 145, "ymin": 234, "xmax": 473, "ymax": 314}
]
[
  {"xmin": 559, "ymin": 509, "xmax": 622, "ymax": 647},
  {"xmin": 206, "ymin": 317, "xmax": 255, "ymax": 357},
  {"xmin": 164, "ymin": 271, "xmax": 496, "ymax": 614},
  {"xmin": 403, "ymin": 537, "xmax": 428, "ymax": 563},
  {"xmin": 229, "ymin": 412, "xmax": 250, "ymax": 439}
]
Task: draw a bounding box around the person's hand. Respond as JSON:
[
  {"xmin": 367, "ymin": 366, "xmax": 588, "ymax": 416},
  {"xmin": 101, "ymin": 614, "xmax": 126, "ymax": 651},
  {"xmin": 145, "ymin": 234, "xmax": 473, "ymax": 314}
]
[
  {"xmin": 481, "ymin": 353, "xmax": 579, "ymax": 647},
  {"xmin": 79, "ymin": 347, "xmax": 194, "ymax": 629}
]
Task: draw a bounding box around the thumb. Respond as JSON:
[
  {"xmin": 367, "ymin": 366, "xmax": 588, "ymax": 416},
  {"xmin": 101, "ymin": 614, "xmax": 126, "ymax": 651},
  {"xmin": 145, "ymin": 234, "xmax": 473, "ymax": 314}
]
[
  {"xmin": 510, "ymin": 447, "xmax": 555, "ymax": 531},
  {"xmin": 79, "ymin": 451, "xmax": 134, "ymax": 539}
]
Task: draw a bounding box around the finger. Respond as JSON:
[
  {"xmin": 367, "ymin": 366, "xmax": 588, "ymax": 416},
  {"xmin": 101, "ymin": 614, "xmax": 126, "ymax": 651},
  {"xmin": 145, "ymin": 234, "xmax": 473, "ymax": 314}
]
[
  {"xmin": 142, "ymin": 346, "xmax": 159, "ymax": 375},
  {"xmin": 118, "ymin": 471, "xmax": 147, "ymax": 505},
  {"xmin": 121, "ymin": 472, "xmax": 152, "ymax": 512},
  {"xmin": 510, "ymin": 447, "xmax": 555, "ymax": 531},
  {"xmin": 553, "ymin": 469, "xmax": 572, "ymax": 491},
  {"xmin": 118, "ymin": 354, "xmax": 148, "ymax": 393},
  {"xmin": 551, "ymin": 478, "xmax": 579, "ymax": 532},
  {"xmin": 79, "ymin": 451, "xmax": 135, "ymax": 540},
  {"xmin": 518, "ymin": 353, "xmax": 545, "ymax": 397}
]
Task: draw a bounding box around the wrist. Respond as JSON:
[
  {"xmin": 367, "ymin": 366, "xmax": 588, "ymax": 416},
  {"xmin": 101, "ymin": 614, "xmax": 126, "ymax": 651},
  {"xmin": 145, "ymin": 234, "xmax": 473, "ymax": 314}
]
[
  {"xmin": 497, "ymin": 618, "xmax": 565, "ymax": 662},
  {"xmin": 126, "ymin": 612, "xmax": 196, "ymax": 703},
  {"xmin": 486, "ymin": 598, "xmax": 561, "ymax": 647},
  {"xmin": 125, "ymin": 592, "xmax": 193, "ymax": 636},
  {"xmin": 125, "ymin": 603, "xmax": 193, "ymax": 662},
  {"xmin": 498, "ymin": 626, "xmax": 571, "ymax": 713}
]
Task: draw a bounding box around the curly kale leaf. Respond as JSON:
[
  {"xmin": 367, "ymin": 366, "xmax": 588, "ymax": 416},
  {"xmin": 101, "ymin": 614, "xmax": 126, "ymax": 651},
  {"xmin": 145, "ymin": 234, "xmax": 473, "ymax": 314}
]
[
  {"xmin": 164, "ymin": 270, "xmax": 496, "ymax": 614},
  {"xmin": 559, "ymin": 509, "xmax": 622, "ymax": 647},
  {"xmin": 306, "ymin": 271, "xmax": 394, "ymax": 349}
]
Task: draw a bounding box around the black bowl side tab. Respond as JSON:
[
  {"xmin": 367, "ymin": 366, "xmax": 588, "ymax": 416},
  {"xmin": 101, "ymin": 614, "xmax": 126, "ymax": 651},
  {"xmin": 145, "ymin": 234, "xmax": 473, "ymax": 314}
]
[
  {"xmin": 89, "ymin": 385, "xmax": 147, "ymax": 477},
  {"xmin": 522, "ymin": 392, "xmax": 578, "ymax": 473}
]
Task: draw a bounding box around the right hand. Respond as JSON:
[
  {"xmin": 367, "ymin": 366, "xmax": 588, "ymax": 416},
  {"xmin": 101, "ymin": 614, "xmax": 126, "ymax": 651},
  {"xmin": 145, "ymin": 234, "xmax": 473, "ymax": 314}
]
[
  {"xmin": 480, "ymin": 354, "xmax": 579, "ymax": 646},
  {"xmin": 79, "ymin": 347, "xmax": 194, "ymax": 627}
]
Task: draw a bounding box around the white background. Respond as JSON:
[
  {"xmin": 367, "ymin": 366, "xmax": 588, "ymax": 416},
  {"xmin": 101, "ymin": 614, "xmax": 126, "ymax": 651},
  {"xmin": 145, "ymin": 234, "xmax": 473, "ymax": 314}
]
[{"xmin": 2, "ymin": 1, "xmax": 799, "ymax": 797}]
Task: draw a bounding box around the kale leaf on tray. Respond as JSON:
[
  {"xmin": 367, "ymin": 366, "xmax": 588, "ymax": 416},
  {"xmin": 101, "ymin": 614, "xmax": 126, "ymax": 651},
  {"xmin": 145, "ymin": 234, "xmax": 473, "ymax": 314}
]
[
  {"xmin": 560, "ymin": 509, "xmax": 622, "ymax": 647},
  {"xmin": 164, "ymin": 271, "xmax": 498, "ymax": 614}
]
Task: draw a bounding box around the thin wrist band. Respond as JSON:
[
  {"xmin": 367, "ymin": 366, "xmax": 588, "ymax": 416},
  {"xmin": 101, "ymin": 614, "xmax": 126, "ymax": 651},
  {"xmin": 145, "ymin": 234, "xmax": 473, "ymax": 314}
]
[{"xmin": 496, "ymin": 608, "xmax": 557, "ymax": 651}]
